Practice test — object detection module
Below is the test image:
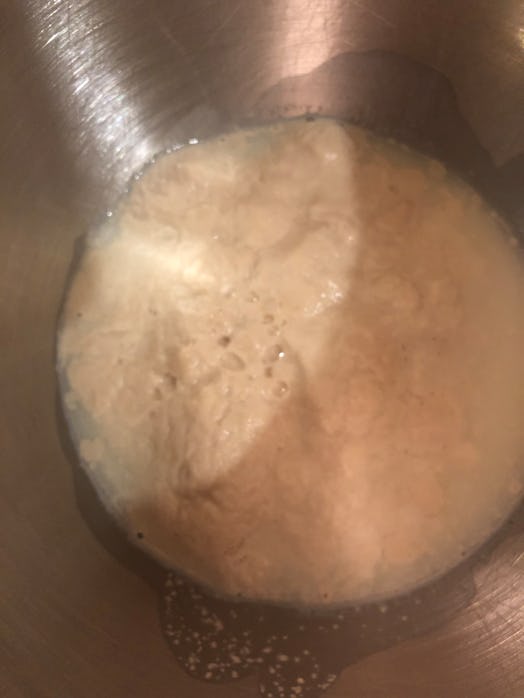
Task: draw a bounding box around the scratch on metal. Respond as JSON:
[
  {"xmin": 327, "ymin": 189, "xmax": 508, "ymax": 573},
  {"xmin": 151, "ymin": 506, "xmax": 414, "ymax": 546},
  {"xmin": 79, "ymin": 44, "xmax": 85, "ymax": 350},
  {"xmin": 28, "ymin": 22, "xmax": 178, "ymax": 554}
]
[{"xmin": 349, "ymin": 0, "xmax": 396, "ymax": 29}]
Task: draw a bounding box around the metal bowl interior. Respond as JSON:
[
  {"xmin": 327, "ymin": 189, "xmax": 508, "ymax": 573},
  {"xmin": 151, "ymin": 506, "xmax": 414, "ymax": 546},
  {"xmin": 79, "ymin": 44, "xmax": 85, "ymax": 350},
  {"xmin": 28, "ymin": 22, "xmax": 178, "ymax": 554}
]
[{"xmin": 1, "ymin": 1, "xmax": 523, "ymax": 697}]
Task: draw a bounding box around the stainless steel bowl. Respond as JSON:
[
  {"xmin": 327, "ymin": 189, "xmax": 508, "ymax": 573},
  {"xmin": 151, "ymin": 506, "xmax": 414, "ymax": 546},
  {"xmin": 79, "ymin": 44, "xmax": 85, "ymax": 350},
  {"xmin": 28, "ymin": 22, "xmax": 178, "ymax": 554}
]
[{"xmin": 1, "ymin": 1, "xmax": 523, "ymax": 696}]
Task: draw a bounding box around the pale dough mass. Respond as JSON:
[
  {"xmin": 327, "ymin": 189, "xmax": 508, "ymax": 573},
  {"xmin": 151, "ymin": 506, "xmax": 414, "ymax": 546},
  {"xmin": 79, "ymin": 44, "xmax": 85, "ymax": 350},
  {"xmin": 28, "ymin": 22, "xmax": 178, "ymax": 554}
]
[{"xmin": 58, "ymin": 119, "xmax": 524, "ymax": 605}]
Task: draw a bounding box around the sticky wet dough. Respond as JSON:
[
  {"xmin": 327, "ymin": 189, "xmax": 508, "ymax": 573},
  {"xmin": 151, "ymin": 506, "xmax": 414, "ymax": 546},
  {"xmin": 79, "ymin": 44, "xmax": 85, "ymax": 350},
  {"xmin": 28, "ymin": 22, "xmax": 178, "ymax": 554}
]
[{"xmin": 58, "ymin": 118, "xmax": 524, "ymax": 605}]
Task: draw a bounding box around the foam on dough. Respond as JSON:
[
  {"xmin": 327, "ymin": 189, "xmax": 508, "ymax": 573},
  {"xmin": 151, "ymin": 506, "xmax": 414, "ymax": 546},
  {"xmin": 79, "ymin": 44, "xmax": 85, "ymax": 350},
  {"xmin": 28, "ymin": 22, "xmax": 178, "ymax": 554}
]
[{"xmin": 58, "ymin": 119, "xmax": 524, "ymax": 605}]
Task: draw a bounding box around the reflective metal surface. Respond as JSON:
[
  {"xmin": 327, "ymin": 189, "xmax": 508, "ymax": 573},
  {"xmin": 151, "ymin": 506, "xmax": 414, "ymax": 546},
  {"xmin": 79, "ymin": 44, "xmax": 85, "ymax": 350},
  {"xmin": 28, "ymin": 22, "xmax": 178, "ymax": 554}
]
[{"xmin": 1, "ymin": 1, "xmax": 523, "ymax": 696}]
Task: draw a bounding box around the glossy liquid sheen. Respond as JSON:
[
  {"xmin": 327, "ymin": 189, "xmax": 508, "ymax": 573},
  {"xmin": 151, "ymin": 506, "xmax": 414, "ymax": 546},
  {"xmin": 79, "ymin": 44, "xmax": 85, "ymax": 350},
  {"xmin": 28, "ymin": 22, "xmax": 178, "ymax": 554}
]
[{"xmin": 58, "ymin": 119, "xmax": 524, "ymax": 605}]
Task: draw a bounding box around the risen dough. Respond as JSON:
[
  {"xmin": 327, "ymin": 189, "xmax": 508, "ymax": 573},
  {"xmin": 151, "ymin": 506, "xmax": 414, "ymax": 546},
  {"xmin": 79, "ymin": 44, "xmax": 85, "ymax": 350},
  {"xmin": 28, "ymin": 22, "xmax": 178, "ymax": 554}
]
[{"xmin": 58, "ymin": 119, "xmax": 524, "ymax": 605}]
